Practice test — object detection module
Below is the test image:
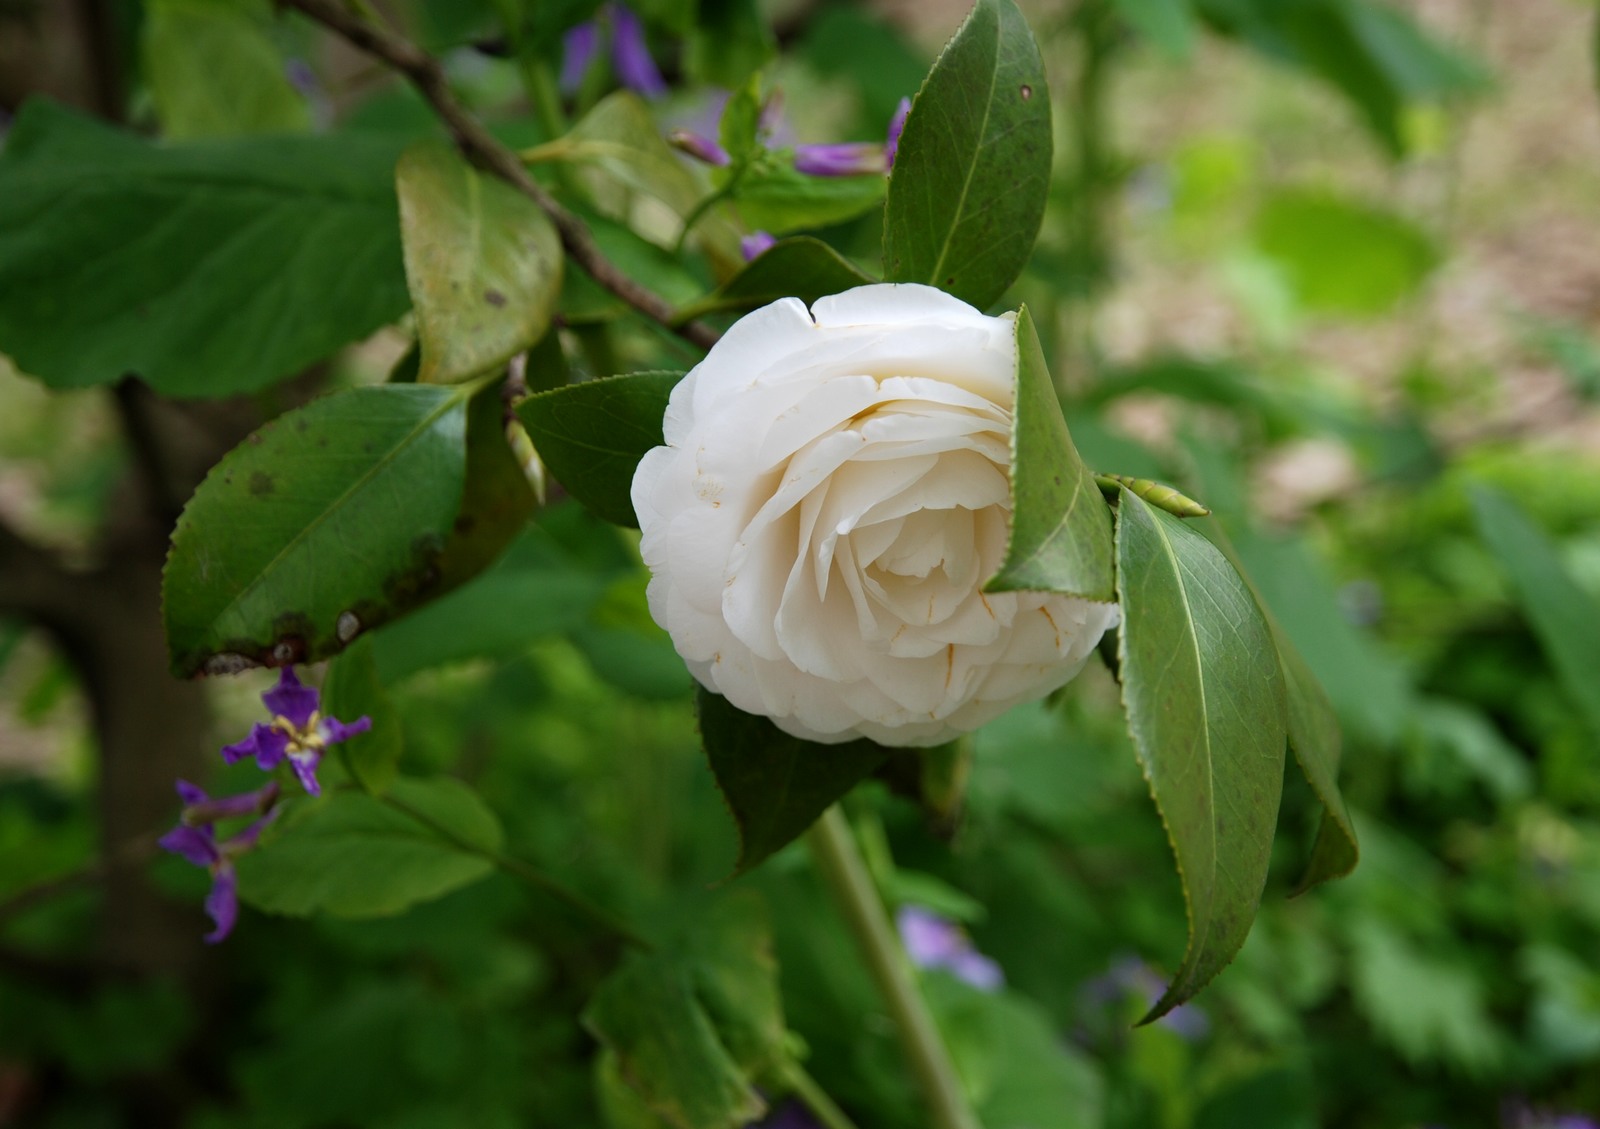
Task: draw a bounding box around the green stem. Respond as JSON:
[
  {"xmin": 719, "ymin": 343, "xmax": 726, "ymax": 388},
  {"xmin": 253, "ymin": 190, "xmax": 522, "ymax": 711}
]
[
  {"xmin": 805, "ymin": 806, "xmax": 982, "ymax": 1129},
  {"xmin": 785, "ymin": 1062, "xmax": 862, "ymax": 1129},
  {"xmin": 381, "ymin": 792, "xmax": 648, "ymax": 950}
]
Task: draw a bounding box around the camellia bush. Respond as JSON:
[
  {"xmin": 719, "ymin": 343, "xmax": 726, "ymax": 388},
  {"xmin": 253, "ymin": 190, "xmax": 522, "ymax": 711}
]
[{"xmin": 4, "ymin": 0, "xmax": 1600, "ymax": 1127}]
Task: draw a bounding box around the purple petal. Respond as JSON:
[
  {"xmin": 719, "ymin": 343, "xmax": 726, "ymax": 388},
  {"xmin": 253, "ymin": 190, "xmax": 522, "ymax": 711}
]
[
  {"xmin": 897, "ymin": 906, "xmax": 962, "ymax": 968},
  {"xmin": 319, "ymin": 715, "xmax": 371, "ymax": 746},
  {"xmin": 262, "ymin": 667, "xmax": 319, "ymax": 728},
  {"xmin": 203, "ymin": 865, "xmax": 238, "ymax": 944},
  {"xmin": 949, "ymin": 950, "xmax": 1005, "ymax": 992},
  {"xmin": 288, "ymin": 749, "xmax": 323, "ymax": 797},
  {"xmin": 560, "ymin": 20, "xmax": 599, "ymax": 94},
  {"xmin": 222, "ymin": 810, "xmax": 280, "ymax": 855},
  {"xmin": 223, "ymin": 723, "xmax": 289, "ymax": 770},
  {"xmin": 160, "ymin": 824, "xmax": 219, "ymax": 868},
  {"xmin": 794, "ymin": 142, "xmax": 886, "ymax": 178},
  {"xmin": 740, "ymin": 231, "xmax": 777, "ymax": 261},
  {"xmin": 186, "ymin": 783, "xmax": 278, "ymax": 823},
  {"xmin": 608, "ymin": 4, "xmax": 667, "ymax": 99},
  {"xmin": 1158, "ymin": 1003, "xmax": 1211, "ymax": 1041},
  {"xmin": 668, "ymin": 129, "xmax": 731, "ymax": 167},
  {"xmin": 176, "ymin": 779, "xmax": 209, "ymax": 807},
  {"xmin": 755, "ymin": 1099, "xmax": 824, "ymax": 1129},
  {"xmin": 885, "ymin": 96, "xmax": 911, "ymax": 169}
]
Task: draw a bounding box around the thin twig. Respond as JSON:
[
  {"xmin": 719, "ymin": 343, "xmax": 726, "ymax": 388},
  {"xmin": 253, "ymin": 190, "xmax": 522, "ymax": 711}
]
[{"xmin": 278, "ymin": 0, "xmax": 722, "ymax": 353}]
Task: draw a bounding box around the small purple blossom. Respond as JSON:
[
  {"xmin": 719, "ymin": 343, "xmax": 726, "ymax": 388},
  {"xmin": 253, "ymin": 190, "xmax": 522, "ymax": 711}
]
[
  {"xmin": 561, "ymin": 4, "xmax": 667, "ymax": 100},
  {"xmin": 885, "ymin": 97, "xmax": 911, "ymax": 169},
  {"xmin": 221, "ymin": 668, "xmax": 370, "ymax": 797},
  {"xmin": 896, "ymin": 905, "xmax": 1003, "ymax": 991},
  {"xmin": 669, "ymin": 129, "xmax": 731, "ymax": 167},
  {"xmin": 158, "ymin": 781, "xmax": 279, "ymax": 944},
  {"xmin": 794, "ymin": 142, "xmax": 887, "ymax": 178},
  {"xmin": 1080, "ymin": 955, "xmax": 1210, "ymax": 1040},
  {"xmin": 740, "ymin": 231, "xmax": 777, "ymax": 261},
  {"xmin": 748, "ymin": 1099, "xmax": 823, "ymax": 1129}
]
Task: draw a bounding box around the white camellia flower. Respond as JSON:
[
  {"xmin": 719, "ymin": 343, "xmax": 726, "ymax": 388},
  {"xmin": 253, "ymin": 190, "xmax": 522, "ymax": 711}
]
[{"xmin": 631, "ymin": 283, "xmax": 1119, "ymax": 746}]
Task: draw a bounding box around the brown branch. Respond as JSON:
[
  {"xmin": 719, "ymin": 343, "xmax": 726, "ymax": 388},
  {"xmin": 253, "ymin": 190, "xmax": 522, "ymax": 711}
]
[
  {"xmin": 0, "ymin": 518, "xmax": 85, "ymax": 631},
  {"xmin": 279, "ymin": 0, "xmax": 723, "ymax": 353}
]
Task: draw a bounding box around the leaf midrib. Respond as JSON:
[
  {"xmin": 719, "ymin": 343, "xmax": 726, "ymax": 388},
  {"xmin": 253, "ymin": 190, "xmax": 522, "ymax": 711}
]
[
  {"xmin": 200, "ymin": 385, "xmax": 472, "ymax": 639},
  {"xmin": 1144, "ymin": 502, "xmax": 1218, "ymax": 979},
  {"xmin": 925, "ymin": 7, "xmax": 1002, "ymax": 287}
]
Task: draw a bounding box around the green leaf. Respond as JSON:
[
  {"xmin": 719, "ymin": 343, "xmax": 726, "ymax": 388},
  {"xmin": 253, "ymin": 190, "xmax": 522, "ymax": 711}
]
[
  {"xmin": 684, "ymin": 0, "xmax": 774, "ymax": 88},
  {"xmin": 235, "ymin": 777, "xmax": 502, "ymax": 918},
  {"xmin": 0, "ymin": 100, "xmax": 410, "ymax": 397},
  {"xmin": 163, "ymin": 382, "xmax": 493, "ymax": 677},
  {"xmin": 587, "ymin": 892, "xmax": 788, "ymax": 1129},
  {"xmin": 143, "ymin": 0, "xmax": 311, "ymax": 139},
  {"xmin": 926, "ymin": 977, "xmax": 1104, "ymax": 1129},
  {"xmin": 883, "ymin": 0, "xmax": 1052, "ymax": 308},
  {"xmin": 1254, "ymin": 190, "xmax": 1438, "ymax": 316},
  {"xmin": 984, "ymin": 307, "xmax": 1115, "ymax": 601},
  {"xmin": 730, "ymin": 159, "xmax": 889, "ymax": 236},
  {"xmin": 1114, "ymin": 489, "xmax": 1287, "ymax": 1018},
  {"xmin": 1473, "ymin": 486, "xmax": 1600, "ymax": 745},
  {"xmin": 1111, "ymin": 0, "xmax": 1196, "ymax": 58},
  {"xmin": 583, "ymin": 959, "xmax": 766, "ymax": 1129},
  {"xmin": 515, "ymin": 370, "xmax": 681, "ymax": 527},
  {"xmin": 718, "ymin": 77, "xmax": 763, "ymax": 165},
  {"xmin": 322, "ymin": 636, "xmax": 403, "ymax": 794},
  {"xmin": 697, "ymin": 688, "xmax": 887, "ymax": 877},
  {"xmin": 397, "ymin": 141, "xmax": 564, "ymax": 384},
  {"xmin": 1198, "ymin": 518, "xmax": 1356, "ymax": 892},
  {"xmin": 673, "ymin": 237, "xmax": 873, "ymax": 324}
]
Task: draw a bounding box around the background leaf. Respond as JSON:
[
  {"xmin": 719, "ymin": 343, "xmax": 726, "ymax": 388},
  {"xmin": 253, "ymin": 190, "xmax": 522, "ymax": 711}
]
[
  {"xmin": 1114, "ymin": 489, "xmax": 1287, "ymax": 1018},
  {"xmin": 673, "ymin": 237, "xmax": 873, "ymax": 323},
  {"xmin": 1253, "ymin": 190, "xmax": 1439, "ymax": 316},
  {"xmin": 322, "ymin": 637, "xmax": 403, "ymax": 795},
  {"xmin": 515, "ymin": 370, "xmax": 681, "ymax": 527},
  {"xmin": 1472, "ymin": 485, "xmax": 1600, "ymax": 744},
  {"xmin": 0, "ymin": 100, "xmax": 409, "ymax": 397},
  {"xmin": 164, "ymin": 384, "xmax": 477, "ymax": 677},
  {"xmin": 697, "ymin": 688, "xmax": 887, "ymax": 877},
  {"xmin": 883, "ymin": 0, "xmax": 1052, "ymax": 309},
  {"xmin": 235, "ymin": 777, "xmax": 502, "ymax": 918},
  {"xmin": 142, "ymin": 0, "xmax": 310, "ymax": 139},
  {"xmin": 984, "ymin": 307, "xmax": 1115, "ymax": 600},
  {"xmin": 397, "ymin": 141, "xmax": 563, "ymax": 384}
]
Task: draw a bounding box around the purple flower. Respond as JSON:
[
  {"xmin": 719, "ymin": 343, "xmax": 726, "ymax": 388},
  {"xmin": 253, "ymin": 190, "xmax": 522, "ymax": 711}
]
[
  {"xmin": 748, "ymin": 1099, "xmax": 822, "ymax": 1129},
  {"xmin": 740, "ymin": 231, "xmax": 777, "ymax": 261},
  {"xmin": 158, "ymin": 781, "xmax": 279, "ymax": 944},
  {"xmin": 669, "ymin": 129, "xmax": 731, "ymax": 167},
  {"xmin": 793, "ymin": 142, "xmax": 887, "ymax": 178},
  {"xmin": 885, "ymin": 97, "xmax": 911, "ymax": 169},
  {"xmin": 221, "ymin": 668, "xmax": 370, "ymax": 797},
  {"xmin": 561, "ymin": 4, "xmax": 667, "ymax": 100},
  {"xmin": 896, "ymin": 905, "xmax": 1004, "ymax": 991},
  {"xmin": 1080, "ymin": 955, "xmax": 1210, "ymax": 1039}
]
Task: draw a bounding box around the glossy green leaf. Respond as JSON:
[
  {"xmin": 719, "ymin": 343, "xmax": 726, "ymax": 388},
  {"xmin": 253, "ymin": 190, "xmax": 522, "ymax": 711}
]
[
  {"xmin": 236, "ymin": 777, "xmax": 502, "ymax": 918},
  {"xmin": 322, "ymin": 637, "xmax": 402, "ymax": 795},
  {"xmin": 1199, "ymin": 516, "xmax": 1357, "ymax": 892},
  {"xmin": 143, "ymin": 0, "xmax": 310, "ymax": 139},
  {"xmin": 164, "ymin": 382, "xmax": 485, "ymax": 677},
  {"xmin": 1114, "ymin": 489, "xmax": 1287, "ymax": 1019},
  {"xmin": 1473, "ymin": 486, "xmax": 1600, "ymax": 744},
  {"xmin": 0, "ymin": 100, "xmax": 409, "ymax": 397},
  {"xmin": 985, "ymin": 307, "xmax": 1115, "ymax": 601},
  {"xmin": 672, "ymin": 237, "xmax": 873, "ymax": 324},
  {"xmin": 730, "ymin": 159, "xmax": 888, "ymax": 236},
  {"xmin": 1254, "ymin": 190, "xmax": 1438, "ymax": 316},
  {"xmin": 697, "ymin": 688, "xmax": 887, "ymax": 877},
  {"xmin": 397, "ymin": 141, "xmax": 563, "ymax": 384},
  {"xmin": 883, "ymin": 0, "xmax": 1052, "ymax": 308},
  {"xmin": 515, "ymin": 370, "xmax": 681, "ymax": 527}
]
